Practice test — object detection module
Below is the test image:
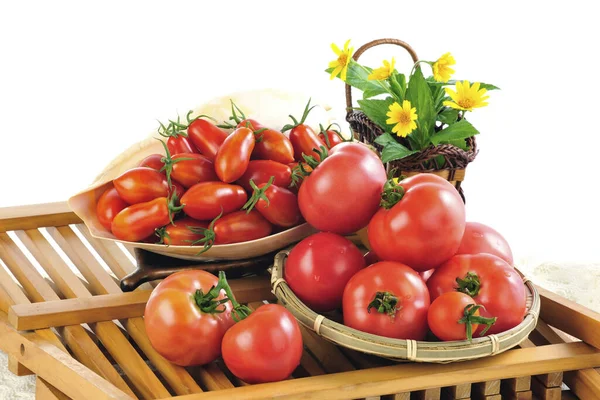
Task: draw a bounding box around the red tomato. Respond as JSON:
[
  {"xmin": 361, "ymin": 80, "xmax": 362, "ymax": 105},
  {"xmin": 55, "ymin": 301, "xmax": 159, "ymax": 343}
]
[
  {"xmin": 428, "ymin": 292, "xmax": 496, "ymax": 341},
  {"xmin": 113, "ymin": 167, "xmax": 169, "ymax": 204},
  {"xmin": 289, "ymin": 124, "xmax": 326, "ymax": 161},
  {"xmin": 237, "ymin": 118, "xmax": 264, "ymax": 130},
  {"xmin": 213, "ymin": 210, "xmax": 272, "ymax": 244},
  {"xmin": 145, "ymin": 270, "xmax": 234, "ymax": 366},
  {"xmin": 187, "ymin": 118, "xmax": 229, "ymax": 161},
  {"xmin": 363, "ymin": 250, "xmax": 380, "ymax": 266},
  {"xmin": 318, "ymin": 129, "xmax": 344, "ymax": 149},
  {"xmin": 237, "ymin": 119, "xmax": 295, "ymax": 164},
  {"xmin": 236, "ymin": 160, "xmax": 292, "ymax": 193},
  {"xmin": 343, "ymin": 261, "xmax": 430, "ymax": 340},
  {"xmin": 244, "ymin": 180, "xmax": 301, "ymax": 228},
  {"xmin": 168, "ymin": 179, "xmax": 186, "ymax": 200},
  {"xmin": 368, "ymin": 173, "xmax": 466, "ymax": 271},
  {"xmin": 181, "ymin": 182, "xmax": 247, "ymax": 220},
  {"xmin": 111, "ymin": 197, "xmax": 178, "ymax": 242},
  {"xmin": 170, "ymin": 153, "xmax": 217, "ymax": 188},
  {"xmin": 214, "ymin": 127, "xmax": 255, "ymax": 183},
  {"xmin": 157, "ymin": 217, "xmax": 208, "ymax": 245},
  {"xmin": 285, "ymin": 232, "xmax": 365, "ymax": 312},
  {"xmin": 456, "ymin": 222, "xmax": 514, "ymax": 265},
  {"xmin": 138, "ymin": 153, "xmax": 164, "ymax": 170},
  {"xmin": 298, "ymin": 142, "xmax": 386, "ymax": 234},
  {"xmin": 96, "ymin": 187, "xmax": 128, "ymax": 231},
  {"xmin": 166, "ymin": 135, "xmax": 197, "ymax": 155},
  {"xmin": 222, "ymin": 304, "xmax": 302, "ymax": 384},
  {"xmin": 419, "ymin": 269, "xmax": 435, "ymax": 282},
  {"xmin": 427, "ymin": 253, "xmax": 526, "ymax": 334}
]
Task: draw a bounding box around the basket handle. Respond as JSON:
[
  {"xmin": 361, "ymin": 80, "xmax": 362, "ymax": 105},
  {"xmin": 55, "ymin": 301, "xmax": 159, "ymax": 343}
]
[{"xmin": 345, "ymin": 38, "xmax": 419, "ymax": 110}]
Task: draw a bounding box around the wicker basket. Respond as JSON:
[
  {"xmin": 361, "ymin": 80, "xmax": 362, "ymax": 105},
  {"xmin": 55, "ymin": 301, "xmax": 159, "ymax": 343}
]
[
  {"xmin": 346, "ymin": 38, "xmax": 478, "ymax": 202},
  {"xmin": 271, "ymin": 248, "xmax": 540, "ymax": 363}
]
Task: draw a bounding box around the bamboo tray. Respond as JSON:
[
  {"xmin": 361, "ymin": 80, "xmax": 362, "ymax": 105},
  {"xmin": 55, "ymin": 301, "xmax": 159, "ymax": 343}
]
[{"xmin": 1, "ymin": 202, "xmax": 600, "ymax": 399}]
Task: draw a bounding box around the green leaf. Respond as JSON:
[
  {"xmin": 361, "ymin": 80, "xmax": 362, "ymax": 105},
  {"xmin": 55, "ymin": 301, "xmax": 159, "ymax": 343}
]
[
  {"xmin": 375, "ymin": 133, "xmax": 418, "ymax": 163},
  {"xmin": 357, "ymin": 97, "xmax": 395, "ymax": 133},
  {"xmin": 326, "ymin": 62, "xmax": 389, "ymax": 97},
  {"xmin": 363, "ymin": 88, "xmax": 386, "ymax": 99},
  {"xmin": 438, "ymin": 108, "xmax": 459, "ymax": 125},
  {"xmin": 389, "ymin": 72, "xmax": 406, "ymax": 101},
  {"xmin": 447, "ymin": 138, "xmax": 469, "ymax": 151},
  {"xmin": 431, "ymin": 119, "xmax": 479, "ymax": 145},
  {"xmin": 406, "ymin": 66, "xmax": 435, "ymax": 149}
]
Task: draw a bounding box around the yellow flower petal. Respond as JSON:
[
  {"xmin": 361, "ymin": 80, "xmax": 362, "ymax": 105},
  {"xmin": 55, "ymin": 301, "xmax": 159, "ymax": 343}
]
[
  {"xmin": 443, "ymin": 81, "xmax": 490, "ymax": 111},
  {"xmin": 330, "ymin": 66, "xmax": 343, "ymax": 80},
  {"xmin": 328, "ymin": 40, "xmax": 354, "ymax": 81},
  {"xmin": 331, "ymin": 43, "xmax": 341, "ymax": 56}
]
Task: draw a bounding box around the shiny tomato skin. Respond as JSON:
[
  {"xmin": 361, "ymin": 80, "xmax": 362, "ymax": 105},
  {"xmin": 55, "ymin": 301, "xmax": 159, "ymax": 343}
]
[
  {"xmin": 187, "ymin": 118, "xmax": 228, "ymax": 161},
  {"xmin": 343, "ymin": 261, "xmax": 430, "ymax": 340},
  {"xmin": 236, "ymin": 160, "xmax": 292, "ymax": 193},
  {"xmin": 111, "ymin": 197, "xmax": 171, "ymax": 242},
  {"xmin": 237, "ymin": 118, "xmax": 264, "ymax": 130},
  {"xmin": 289, "ymin": 125, "xmax": 326, "ymax": 161},
  {"xmin": 253, "ymin": 129, "xmax": 295, "ymax": 164},
  {"xmin": 214, "ymin": 127, "xmax": 255, "ymax": 183},
  {"xmin": 253, "ymin": 184, "xmax": 301, "ymax": 228},
  {"xmin": 318, "ymin": 130, "xmax": 344, "ymax": 149},
  {"xmin": 171, "ymin": 153, "xmax": 217, "ymax": 188},
  {"xmin": 213, "ymin": 210, "xmax": 272, "ymax": 244},
  {"xmin": 96, "ymin": 187, "xmax": 128, "ymax": 231},
  {"xmin": 427, "ymin": 253, "xmax": 526, "ymax": 334},
  {"xmin": 428, "ymin": 292, "xmax": 479, "ymax": 341},
  {"xmin": 163, "ymin": 217, "xmax": 208, "ymax": 245},
  {"xmin": 368, "ymin": 173, "xmax": 466, "ymax": 271},
  {"xmin": 168, "ymin": 179, "xmax": 186, "ymax": 200},
  {"xmin": 298, "ymin": 142, "xmax": 386, "ymax": 234},
  {"xmin": 181, "ymin": 182, "xmax": 247, "ymax": 220},
  {"xmin": 457, "ymin": 222, "xmax": 514, "ymax": 265},
  {"xmin": 221, "ymin": 304, "xmax": 302, "ymax": 384},
  {"xmin": 138, "ymin": 153, "xmax": 164, "ymax": 170},
  {"xmin": 167, "ymin": 136, "xmax": 197, "ymax": 155},
  {"xmin": 145, "ymin": 270, "xmax": 234, "ymax": 366},
  {"xmin": 285, "ymin": 232, "xmax": 365, "ymax": 312},
  {"xmin": 420, "ymin": 269, "xmax": 435, "ymax": 282},
  {"xmin": 113, "ymin": 167, "xmax": 169, "ymax": 205}
]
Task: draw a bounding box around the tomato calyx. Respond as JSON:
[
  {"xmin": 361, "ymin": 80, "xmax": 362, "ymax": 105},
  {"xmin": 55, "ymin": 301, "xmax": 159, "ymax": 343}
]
[
  {"xmin": 218, "ymin": 100, "xmax": 249, "ymax": 129},
  {"xmin": 380, "ymin": 170, "xmax": 406, "ymax": 209},
  {"xmin": 154, "ymin": 226, "xmax": 170, "ymax": 245},
  {"xmin": 155, "ymin": 139, "xmax": 195, "ymax": 187},
  {"xmin": 318, "ymin": 123, "xmax": 349, "ymax": 147},
  {"xmin": 455, "ymin": 272, "xmax": 482, "ymax": 297},
  {"xmin": 367, "ymin": 291, "xmax": 401, "ymax": 318},
  {"xmin": 281, "ymin": 98, "xmax": 317, "ymax": 133},
  {"xmin": 242, "ymin": 177, "xmax": 274, "ymax": 213},
  {"xmin": 166, "ymin": 193, "xmax": 185, "ymax": 225},
  {"xmin": 458, "ymin": 304, "xmax": 497, "ymax": 341},
  {"xmin": 289, "ymin": 146, "xmax": 328, "ymax": 188},
  {"xmin": 193, "ymin": 271, "xmax": 252, "ymax": 320},
  {"xmin": 167, "ymin": 110, "xmax": 217, "ymax": 135},
  {"xmin": 188, "ymin": 210, "xmax": 223, "ymax": 255}
]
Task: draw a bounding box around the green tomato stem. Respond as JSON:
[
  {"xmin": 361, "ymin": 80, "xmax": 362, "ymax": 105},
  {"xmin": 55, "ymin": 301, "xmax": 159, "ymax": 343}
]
[
  {"xmin": 367, "ymin": 291, "xmax": 401, "ymax": 318},
  {"xmin": 457, "ymin": 303, "xmax": 497, "ymax": 342},
  {"xmin": 455, "ymin": 272, "xmax": 482, "ymax": 297}
]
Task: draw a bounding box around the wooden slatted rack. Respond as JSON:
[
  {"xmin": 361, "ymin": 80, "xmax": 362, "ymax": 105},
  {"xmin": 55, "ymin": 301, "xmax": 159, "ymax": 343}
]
[{"xmin": 1, "ymin": 202, "xmax": 600, "ymax": 399}]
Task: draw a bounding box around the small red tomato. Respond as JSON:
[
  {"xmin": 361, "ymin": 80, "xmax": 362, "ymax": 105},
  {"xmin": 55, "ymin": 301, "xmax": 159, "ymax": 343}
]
[
  {"xmin": 237, "ymin": 160, "xmax": 292, "ymax": 193},
  {"xmin": 113, "ymin": 167, "xmax": 169, "ymax": 204},
  {"xmin": 244, "ymin": 179, "xmax": 301, "ymax": 228},
  {"xmin": 96, "ymin": 187, "xmax": 128, "ymax": 231},
  {"xmin": 145, "ymin": 270, "xmax": 234, "ymax": 366},
  {"xmin": 167, "ymin": 135, "xmax": 197, "ymax": 155},
  {"xmin": 289, "ymin": 124, "xmax": 326, "ymax": 161},
  {"xmin": 111, "ymin": 197, "xmax": 177, "ymax": 242},
  {"xmin": 157, "ymin": 217, "xmax": 208, "ymax": 245},
  {"xmin": 170, "ymin": 153, "xmax": 217, "ymax": 188},
  {"xmin": 285, "ymin": 232, "xmax": 365, "ymax": 312},
  {"xmin": 187, "ymin": 118, "xmax": 229, "ymax": 161},
  {"xmin": 138, "ymin": 153, "xmax": 164, "ymax": 170},
  {"xmin": 343, "ymin": 261, "xmax": 430, "ymax": 340},
  {"xmin": 214, "ymin": 127, "xmax": 255, "ymax": 183},
  {"xmin": 428, "ymin": 292, "xmax": 496, "ymax": 341},
  {"xmin": 318, "ymin": 129, "xmax": 344, "ymax": 149},
  {"xmin": 456, "ymin": 222, "xmax": 514, "ymax": 265},
  {"xmin": 168, "ymin": 179, "xmax": 186, "ymax": 200},
  {"xmin": 252, "ymin": 129, "xmax": 295, "ymax": 164},
  {"xmin": 181, "ymin": 182, "xmax": 247, "ymax": 220},
  {"xmin": 222, "ymin": 304, "xmax": 302, "ymax": 384},
  {"xmin": 213, "ymin": 210, "xmax": 272, "ymax": 244}
]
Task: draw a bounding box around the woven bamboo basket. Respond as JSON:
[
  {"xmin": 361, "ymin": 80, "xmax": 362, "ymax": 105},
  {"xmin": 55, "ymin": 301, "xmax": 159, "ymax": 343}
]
[
  {"xmin": 346, "ymin": 38, "xmax": 478, "ymax": 202},
  {"xmin": 271, "ymin": 248, "xmax": 540, "ymax": 363}
]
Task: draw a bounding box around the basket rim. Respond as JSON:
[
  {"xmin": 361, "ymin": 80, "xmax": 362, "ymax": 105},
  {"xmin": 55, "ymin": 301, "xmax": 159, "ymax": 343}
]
[{"xmin": 270, "ymin": 248, "xmax": 540, "ymax": 363}]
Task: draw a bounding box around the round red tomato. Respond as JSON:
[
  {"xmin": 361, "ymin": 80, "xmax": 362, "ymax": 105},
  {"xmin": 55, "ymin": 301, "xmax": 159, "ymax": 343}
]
[
  {"xmin": 213, "ymin": 210, "xmax": 272, "ymax": 245},
  {"xmin": 456, "ymin": 222, "xmax": 514, "ymax": 265},
  {"xmin": 111, "ymin": 197, "xmax": 180, "ymax": 242},
  {"xmin": 138, "ymin": 153, "xmax": 164, "ymax": 170},
  {"xmin": 222, "ymin": 304, "xmax": 302, "ymax": 384},
  {"xmin": 427, "ymin": 253, "xmax": 526, "ymax": 334},
  {"xmin": 244, "ymin": 179, "xmax": 301, "ymax": 228},
  {"xmin": 171, "ymin": 153, "xmax": 217, "ymax": 188},
  {"xmin": 428, "ymin": 292, "xmax": 496, "ymax": 341},
  {"xmin": 343, "ymin": 261, "xmax": 430, "ymax": 340},
  {"xmin": 157, "ymin": 217, "xmax": 208, "ymax": 245},
  {"xmin": 298, "ymin": 142, "xmax": 386, "ymax": 234},
  {"xmin": 145, "ymin": 270, "xmax": 234, "ymax": 366},
  {"xmin": 318, "ymin": 129, "xmax": 344, "ymax": 149},
  {"xmin": 285, "ymin": 232, "xmax": 365, "ymax": 312},
  {"xmin": 215, "ymin": 127, "xmax": 255, "ymax": 183},
  {"xmin": 181, "ymin": 182, "xmax": 247, "ymax": 220},
  {"xmin": 187, "ymin": 118, "xmax": 228, "ymax": 161},
  {"xmin": 96, "ymin": 187, "xmax": 128, "ymax": 231},
  {"xmin": 419, "ymin": 269, "xmax": 435, "ymax": 282},
  {"xmin": 368, "ymin": 173, "xmax": 466, "ymax": 271},
  {"xmin": 113, "ymin": 167, "xmax": 169, "ymax": 205},
  {"xmin": 236, "ymin": 160, "xmax": 292, "ymax": 193}
]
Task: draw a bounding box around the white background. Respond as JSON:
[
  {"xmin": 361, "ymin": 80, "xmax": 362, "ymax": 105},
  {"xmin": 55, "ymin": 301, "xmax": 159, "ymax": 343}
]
[{"xmin": 1, "ymin": 1, "xmax": 599, "ymax": 263}]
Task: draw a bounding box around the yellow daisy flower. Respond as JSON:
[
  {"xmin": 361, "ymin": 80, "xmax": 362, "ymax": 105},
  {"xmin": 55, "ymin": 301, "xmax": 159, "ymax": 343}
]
[
  {"xmin": 329, "ymin": 40, "xmax": 354, "ymax": 81},
  {"xmin": 386, "ymin": 100, "xmax": 418, "ymax": 138},
  {"xmin": 443, "ymin": 81, "xmax": 489, "ymax": 111},
  {"xmin": 432, "ymin": 52, "xmax": 456, "ymax": 83},
  {"xmin": 368, "ymin": 58, "xmax": 396, "ymax": 80}
]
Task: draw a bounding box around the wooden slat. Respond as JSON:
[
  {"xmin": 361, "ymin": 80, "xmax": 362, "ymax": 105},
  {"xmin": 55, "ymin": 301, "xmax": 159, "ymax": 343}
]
[
  {"xmin": 0, "ymin": 312, "xmax": 131, "ymax": 400},
  {"xmin": 47, "ymin": 225, "xmax": 204, "ymax": 396},
  {"xmin": 0, "ymin": 202, "xmax": 81, "ymax": 232},
  {"xmin": 500, "ymin": 388, "xmax": 533, "ymax": 400},
  {"xmin": 76, "ymin": 225, "xmax": 135, "ymax": 281},
  {"xmin": 531, "ymin": 378, "xmax": 561, "ymax": 400},
  {"xmin": 299, "ymin": 324, "xmax": 355, "ymax": 374},
  {"xmin": 167, "ymin": 343, "xmax": 600, "ymax": 400},
  {"xmin": 537, "ymin": 284, "xmax": 600, "ymax": 349},
  {"xmin": 472, "ymin": 380, "xmax": 500, "ymax": 396},
  {"xmin": 501, "ymin": 376, "xmax": 531, "ymax": 392},
  {"xmin": 412, "ymin": 387, "xmax": 441, "ymax": 400},
  {"xmin": 381, "ymin": 394, "xmax": 410, "ymax": 400},
  {"xmin": 36, "ymin": 378, "xmax": 71, "ymax": 400},
  {"xmin": 442, "ymin": 383, "xmax": 471, "ymax": 399}
]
